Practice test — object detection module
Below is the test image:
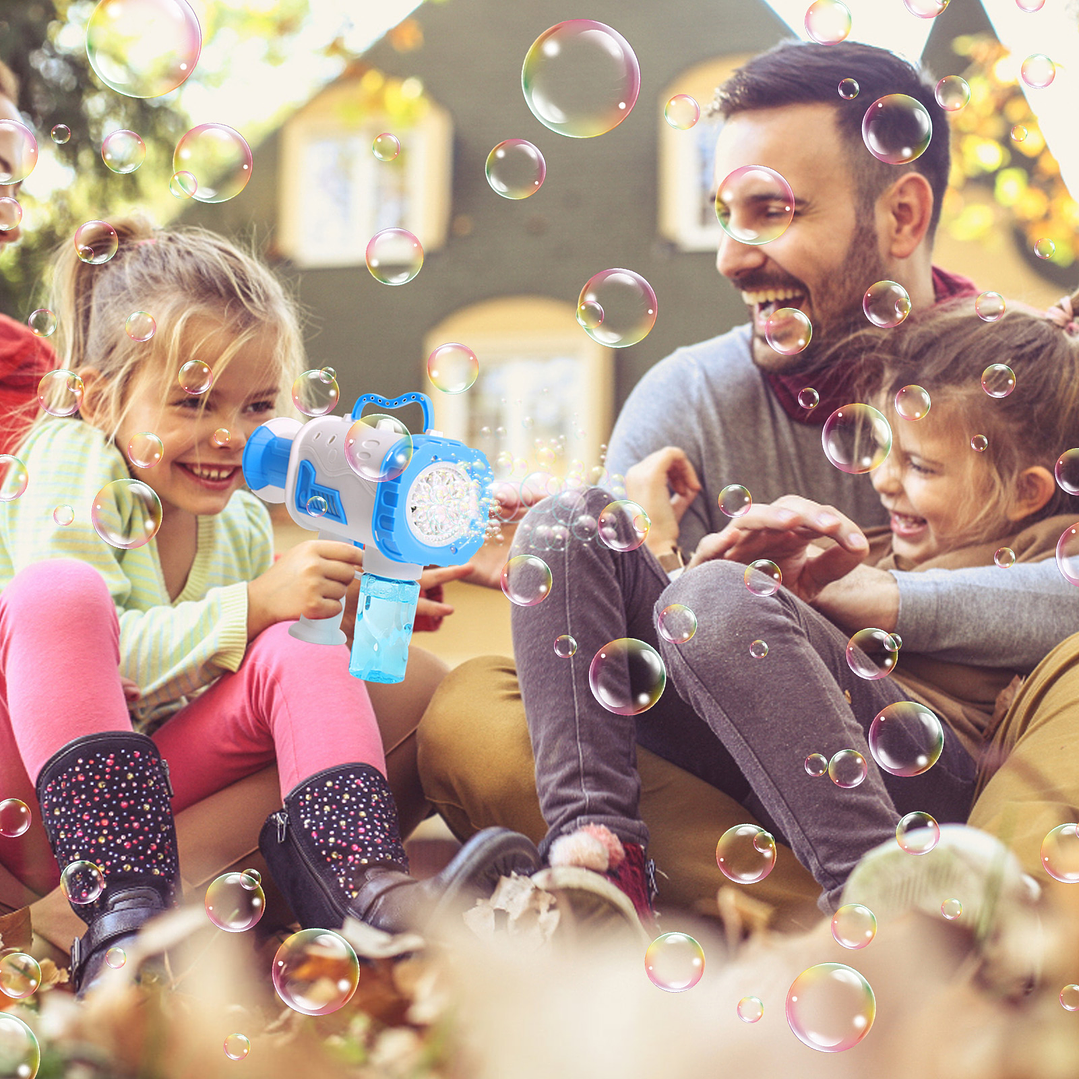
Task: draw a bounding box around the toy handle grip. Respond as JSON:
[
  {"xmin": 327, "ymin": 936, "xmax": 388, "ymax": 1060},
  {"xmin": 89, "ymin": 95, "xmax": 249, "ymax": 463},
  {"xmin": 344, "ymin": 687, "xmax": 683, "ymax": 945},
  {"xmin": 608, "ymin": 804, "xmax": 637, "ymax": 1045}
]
[
  {"xmin": 286, "ymin": 529, "xmax": 359, "ymax": 646},
  {"xmin": 350, "ymin": 392, "xmax": 434, "ymax": 434}
]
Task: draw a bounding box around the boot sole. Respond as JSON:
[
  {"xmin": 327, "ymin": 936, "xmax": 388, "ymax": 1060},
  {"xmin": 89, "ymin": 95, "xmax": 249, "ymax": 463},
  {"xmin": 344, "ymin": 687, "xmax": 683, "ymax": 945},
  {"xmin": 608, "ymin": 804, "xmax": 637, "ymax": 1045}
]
[{"xmin": 530, "ymin": 865, "xmax": 651, "ymax": 943}]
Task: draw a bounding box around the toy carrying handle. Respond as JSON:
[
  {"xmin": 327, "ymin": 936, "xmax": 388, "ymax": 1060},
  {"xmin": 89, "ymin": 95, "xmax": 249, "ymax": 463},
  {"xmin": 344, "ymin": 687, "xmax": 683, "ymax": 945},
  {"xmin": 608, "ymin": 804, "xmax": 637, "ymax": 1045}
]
[{"xmin": 350, "ymin": 392, "xmax": 433, "ymax": 435}]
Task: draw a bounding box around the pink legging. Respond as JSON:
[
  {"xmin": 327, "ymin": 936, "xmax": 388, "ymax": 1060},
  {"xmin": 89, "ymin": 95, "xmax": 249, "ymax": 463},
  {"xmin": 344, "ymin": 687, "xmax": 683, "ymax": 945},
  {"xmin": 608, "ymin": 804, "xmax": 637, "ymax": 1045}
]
[{"xmin": 0, "ymin": 558, "xmax": 385, "ymax": 895}]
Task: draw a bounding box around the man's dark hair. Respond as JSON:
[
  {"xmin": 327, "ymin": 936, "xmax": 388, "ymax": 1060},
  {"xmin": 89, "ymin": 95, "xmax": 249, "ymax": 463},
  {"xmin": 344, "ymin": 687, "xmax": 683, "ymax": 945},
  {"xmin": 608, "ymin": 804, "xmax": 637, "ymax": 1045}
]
[{"xmin": 715, "ymin": 40, "xmax": 950, "ymax": 238}]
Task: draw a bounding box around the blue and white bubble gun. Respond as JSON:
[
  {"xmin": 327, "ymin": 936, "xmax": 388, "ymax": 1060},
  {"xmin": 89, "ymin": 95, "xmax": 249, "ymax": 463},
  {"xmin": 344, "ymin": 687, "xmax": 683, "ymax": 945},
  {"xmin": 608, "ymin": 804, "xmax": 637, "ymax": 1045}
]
[{"xmin": 242, "ymin": 391, "xmax": 492, "ymax": 684}]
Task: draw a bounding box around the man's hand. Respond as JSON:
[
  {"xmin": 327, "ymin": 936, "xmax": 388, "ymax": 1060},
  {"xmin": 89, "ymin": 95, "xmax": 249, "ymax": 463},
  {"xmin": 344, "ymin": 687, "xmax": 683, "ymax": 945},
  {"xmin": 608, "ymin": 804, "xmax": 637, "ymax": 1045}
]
[
  {"xmin": 811, "ymin": 563, "xmax": 900, "ymax": 634},
  {"xmin": 623, "ymin": 446, "xmax": 702, "ymax": 555}
]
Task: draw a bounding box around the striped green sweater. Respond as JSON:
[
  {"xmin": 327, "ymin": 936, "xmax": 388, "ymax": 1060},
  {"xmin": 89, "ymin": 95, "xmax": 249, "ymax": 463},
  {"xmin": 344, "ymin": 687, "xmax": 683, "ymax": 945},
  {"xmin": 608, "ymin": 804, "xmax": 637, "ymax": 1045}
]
[{"xmin": 1, "ymin": 418, "xmax": 274, "ymax": 732}]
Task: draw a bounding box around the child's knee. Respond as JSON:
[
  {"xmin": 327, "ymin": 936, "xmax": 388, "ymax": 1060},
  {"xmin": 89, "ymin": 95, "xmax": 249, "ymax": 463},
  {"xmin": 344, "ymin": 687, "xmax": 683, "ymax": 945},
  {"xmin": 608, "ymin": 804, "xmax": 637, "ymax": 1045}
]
[{"xmin": 3, "ymin": 558, "xmax": 112, "ymax": 619}]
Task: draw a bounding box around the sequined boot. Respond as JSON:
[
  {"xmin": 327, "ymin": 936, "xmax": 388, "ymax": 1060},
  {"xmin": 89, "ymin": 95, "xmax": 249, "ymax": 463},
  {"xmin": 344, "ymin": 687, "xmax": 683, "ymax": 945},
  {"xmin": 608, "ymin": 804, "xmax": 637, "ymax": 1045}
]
[
  {"xmin": 35, "ymin": 731, "xmax": 180, "ymax": 997},
  {"xmin": 259, "ymin": 763, "xmax": 541, "ymax": 935}
]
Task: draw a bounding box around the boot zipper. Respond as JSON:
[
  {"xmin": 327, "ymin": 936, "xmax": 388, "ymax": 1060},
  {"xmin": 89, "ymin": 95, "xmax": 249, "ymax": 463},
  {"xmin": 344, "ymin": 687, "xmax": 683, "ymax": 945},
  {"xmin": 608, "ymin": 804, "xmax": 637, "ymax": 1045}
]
[
  {"xmin": 275, "ymin": 809, "xmax": 287, "ymax": 844},
  {"xmin": 160, "ymin": 759, "xmax": 174, "ymax": 798},
  {"xmin": 274, "ymin": 805, "xmax": 352, "ymax": 920}
]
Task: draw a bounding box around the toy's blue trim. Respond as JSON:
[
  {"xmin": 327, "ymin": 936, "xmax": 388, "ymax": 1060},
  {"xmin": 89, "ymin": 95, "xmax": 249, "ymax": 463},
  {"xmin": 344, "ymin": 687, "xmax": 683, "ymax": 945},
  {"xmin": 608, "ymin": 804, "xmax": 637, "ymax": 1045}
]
[
  {"xmin": 242, "ymin": 425, "xmax": 292, "ymax": 490},
  {"xmin": 294, "ymin": 459, "xmax": 347, "ymax": 525},
  {"xmin": 350, "ymin": 392, "xmax": 434, "ymax": 434}
]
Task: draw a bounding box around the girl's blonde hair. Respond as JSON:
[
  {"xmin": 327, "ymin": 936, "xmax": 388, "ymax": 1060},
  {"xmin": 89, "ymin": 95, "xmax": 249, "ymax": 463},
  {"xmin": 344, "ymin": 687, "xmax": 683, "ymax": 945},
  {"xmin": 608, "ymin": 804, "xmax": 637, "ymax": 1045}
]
[
  {"xmin": 36, "ymin": 213, "xmax": 304, "ymax": 443},
  {"xmin": 855, "ymin": 286, "xmax": 1079, "ymax": 544}
]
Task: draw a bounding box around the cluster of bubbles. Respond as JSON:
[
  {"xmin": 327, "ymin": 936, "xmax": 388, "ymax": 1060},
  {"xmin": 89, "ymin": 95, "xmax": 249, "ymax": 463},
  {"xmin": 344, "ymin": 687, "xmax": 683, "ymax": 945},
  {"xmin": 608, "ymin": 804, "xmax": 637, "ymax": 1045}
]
[
  {"xmin": 716, "ymin": 823, "xmax": 777, "ymax": 884},
  {"xmin": 644, "ymin": 932, "xmax": 705, "ymax": 992},
  {"xmin": 205, "ymin": 869, "xmax": 266, "ymax": 932}
]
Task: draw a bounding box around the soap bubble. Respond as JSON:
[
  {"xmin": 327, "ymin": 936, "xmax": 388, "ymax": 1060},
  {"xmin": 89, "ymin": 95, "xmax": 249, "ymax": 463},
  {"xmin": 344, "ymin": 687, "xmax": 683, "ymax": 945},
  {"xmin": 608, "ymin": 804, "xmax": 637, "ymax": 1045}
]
[
  {"xmin": 804, "ymin": 0, "xmax": 852, "ymax": 44},
  {"xmin": 178, "ymin": 359, "xmax": 213, "ymax": 395},
  {"xmin": 831, "ymin": 903, "xmax": 877, "ymax": 949},
  {"xmin": 1033, "ymin": 237, "xmax": 1055, "ymax": 260},
  {"xmin": 305, "ymin": 494, "xmax": 328, "ymax": 518},
  {"xmin": 828, "ymin": 749, "xmax": 868, "ymax": 788},
  {"xmin": 576, "ymin": 268, "xmax": 657, "ymax": 347},
  {"xmin": 0, "ymin": 1012, "xmax": 40, "ymax": 1079},
  {"xmin": 37, "ymin": 370, "xmax": 84, "ymax": 417},
  {"xmin": 863, "ymin": 280, "xmax": 912, "ymax": 327},
  {"xmin": 934, "ymin": 76, "xmax": 969, "ymax": 112},
  {"xmin": 485, "ymin": 139, "xmax": 546, "ymax": 199},
  {"xmin": 0, "ymin": 952, "xmax": 41, "ymax": 1000},
  {"xmin": 51, "ymin": 123, "xmax": 71, "ymax": 144},
  {"xmin": 941, "ymin": 898, "xmax": 962, "ymax": 920},
  {"xmin": 173, "ymin": 123, "xmax": 252, "ymax": 203},
  {"xmin": 845, "ymin": 627, "xmax": 899, "ymax": 680},
  {"xmin": 745, "ymin": 559, "xmax": 782, "ymax": 596},
  {"xmin": 664, "ymin": 94, "xmax": 700, "ymax": 130},
  {"xmin": 896, "ymin": 811, "xmax": 940, "ymax": 854},
  {"xmin": 838, "ymin": 77, "xmax": 859, "ymax": 99},
  {"xmin": 765, "ymin": 307, "xmax": 812, "ymax": 355},
  {"xmin": 822, "ymin": 404, "xmax": 892, "ymax": 474},
  {"xmin": 366, "ymin": 227, "xmax": 424, "ymax": 285},
  {"xmin": 53, "ymin": 505, "xmax": 74, "ymax": 526},
  {"xmin": 1060, "ymin": 984, "xmax": 1079, "ymax": 1011},
  {"xmin": 868, "ymin": 701, "xmax": 944, "ymax": 776},
  {"xmin": 737, "ymin": 995, "xmax": 764, "ymax": 1022},
  {"xmin": 1041, "ymin": 823, "xmax": 1079, "ymax": 883},
  {"xmin": 970, "ymin": 434, "xmax": 988, "ymax": 452},
  {"xmin": 750, "ymin": 639, "xmax": 769, "ymax": 659},
  {"xmin": 903, "ymin": 0, "xmax": 949, "ymax": 14},
  {"xmin": 657, "ymin": 603, "xmax": 697, "ymax": 644},
  {"xmin": 554, "ymin": 634, "xmax": 577, "ymax": 658},
  {"xmin": 500, "ymin": 555, "xmax": 553, "ymax": 606},
  {"xmin": 861, "ymin": 95, "xmax": 932, "ymax": 164},
  {"xmin": 716, "ymin": 823, "xmax": 777, "ymax": 884},
  {"xmin": 0, "ymin": 120, "xmax": 38, "ymax": 184},
  {"xmin": 589, "ymin": 638, "xmax": 665, "ymax": 715},
  {"xmin": 715, "ymin": 165, "xmax": 795, "ymax": 245},
  {"xmin": 205, "ymin": 871, "xmax": 266, "ymax": 932},
  {"xmin": 1021, "ymin": 54, "xmax": 1055, "ymax": 89},
  {"xmin": 805, "ymin": 753, "xmax": 828, "ymax": 777},
  {"xmin": 74, "ymin": 220, "xmax": 119, "ymax": 265},
  {"xmin": 128, "ymin": 431, "xmax": 163, "ymax": 469},
  {"xmin": 0, "ymin": 197, "xmax": 22, "ymax": 232},
  {"xmin": 344, "ymin": 413, "xmax": 414, "ymax": 483},
  {"xmin": 125, "ymin": 311, "xmax": 156, "ymax": 341},
  {"xmin": 1054, "ymin": 450, "xmax": 1079, "ymax": 495},
  {"xmin": 27, "ymin": 309, "xmax": 57, "ymax": 338},
  {"xmin": 428, "ymin": 343, "xmax": 480, "ymax": 393},
  {"xmin": 223, "ymin": 1033, "xmax": 250, "ymax": 1061},
  {"xmin": 597, "ymin": 500, "xmax": 650, "ymax": 551},
  {"xmin": 101, "ymin": 129, "xmax": 146, "ymax": 173},
  {"xmin": 644, "ymin": 932, "xmax": 704, "ymax": 992},
  {"xmin": 718, "ymin": 484, "xmax": 751, "ymax": 518},
  {"xmin": 994, "ymin": 547, "xmax": 1016, "ymax": 569},
  {"xmin": 798, "ymin": 387, "xmax": 820, "ymax": 410},
  {"xmin": 981, "ymin": 364, "xmax": 1015, "ymax": 399},
  {"xmin": 975, "ymin": 291, "xmax": 1006, "ymax": 321},
  {"xmin": 577, "ymin": 300, "xmax": 605, "ymax": 329},
  {"xmin": 241, "ymin": 867, "xmax": 261, "ymax": 886},
  {"xmin": 272, "ymin": 928, "xmax": 359, "ymax": 1015},
  {"xmin": 1016, "ymin": 0, "xmax": 1045, "ymax": 9},
  {"xmin": 169, "ymin": 170, "xmax": 197, "ymax": 198},
  {"xmin": 0, "ymin": 456, "xmax": 28, "ymax": 502},
  {"xmin": 1054, "ymin": 525, "xmax": 1079, "ymax": 585},
  {"xmin": 1011, "ymin": 124, "xmax": 1027, "ymax": 142},
  {"xmin": 522, "ymin": 20, "xmax": 640, "ymax": 138},
  {"xmin": 893, "ymin": 385, "xmax": 931, "ymax": 420},
  {"xmin": 105, "ymin": 946, "xmax": 127, "ymax": 968},
  {"xmin": 0, "ymin": 798, "xmax": 31, "ymax": 838},
  {"xmin": 91, "ymin": 478, "xmax": 163, "ymax": 549},
  {"xmin": 786, "ymin": 963, "xmax": 875, "ymax": 1052},
  {"xmin": 291, "ymin": 369, "xmax": 340, "ymax": 417},
  {"xmin": 372, "ymin": 132, "xmax": 400, "ymax": 161},
  {"xmin": 60, "ymin": 860, "xmax": 106, "ymax": 904}
]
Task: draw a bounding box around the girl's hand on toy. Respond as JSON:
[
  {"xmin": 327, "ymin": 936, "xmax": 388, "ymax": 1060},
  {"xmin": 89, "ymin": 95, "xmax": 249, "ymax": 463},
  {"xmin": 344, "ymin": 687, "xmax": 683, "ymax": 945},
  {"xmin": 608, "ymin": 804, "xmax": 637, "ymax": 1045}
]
[
  {"xmin": 119, "ymin": 674, "xmax": 141, "ymax": 704},
  {"xmin": 624, "ymin": 446, "xmax": 702, "ymax": 555}
]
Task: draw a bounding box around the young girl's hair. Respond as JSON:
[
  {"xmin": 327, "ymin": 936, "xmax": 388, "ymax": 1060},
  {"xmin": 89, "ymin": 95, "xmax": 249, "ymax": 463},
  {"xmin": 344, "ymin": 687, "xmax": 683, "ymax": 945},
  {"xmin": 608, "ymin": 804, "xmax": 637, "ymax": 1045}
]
[
  {"xmin": 857, "ymin": 285, "xmax": 1079, "ymax": 544},
  {"xmin": 35, "ymin": 213, "xmax": 304, "ymax": 444}
]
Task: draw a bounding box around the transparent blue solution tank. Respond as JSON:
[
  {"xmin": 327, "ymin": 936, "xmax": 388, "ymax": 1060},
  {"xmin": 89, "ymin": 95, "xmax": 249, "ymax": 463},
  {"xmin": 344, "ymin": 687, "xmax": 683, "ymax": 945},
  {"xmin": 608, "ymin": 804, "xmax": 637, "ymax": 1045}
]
[{"xmin": 349, "ymin": 573, "xmax": 422, "ymax": 684}]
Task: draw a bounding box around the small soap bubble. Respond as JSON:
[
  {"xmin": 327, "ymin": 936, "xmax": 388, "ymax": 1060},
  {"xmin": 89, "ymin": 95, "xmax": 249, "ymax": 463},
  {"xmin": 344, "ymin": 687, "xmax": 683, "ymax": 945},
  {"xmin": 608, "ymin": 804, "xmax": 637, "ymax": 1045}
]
[
  {"xmin": 765, "ymin": 307, "xmax": 812, "ymax": 356},
  {"xmin": 1021, "ymin": 54, "xmax": 1055, "ymax": 89},
  {"xmin": 37, "ymin": 370, "xmax": 84, "ymax": 417},
  {"xmin": 521, "ymin": 20, "xmax": 640, "ymax": 139},
  {"xmin": 863, "ymin": 280, "xmax": 911, "ymax": 327},
  {"xmin": 74, "ymin": 220, "xmax": 119, "ymax": 264},
  {"xmin": 941, "ymin": 898, "xmax": 962, "ymax": 920},
  {"xmin": 366, "ymin": 227, "xmax": 424, "ymax": 285},
  {"xmin": 657, "ymin": 603, "xmax": 697, "ymax": 644},
  {"xmin": 1057, "ymin": 525, "xmax": 1079, "ymax": 584},
  {"xmin": 829, "ymin": 749, "xmax": 868, "ymax": 788},
  {"xmin": 970, "ymin": 434, "xmax": 988, "ymax": 453},
  {"xmin": 934, "ymin": 76, "xmax": 969, "ymax": 112},
  {"xmin": 644, "ymin": 932, "xmax": 704, "ymax": 992},
  {"xmin": 372, "ymin": 132, "xmax": 401, "ymax": 161},
  {"xmin": 804, "ymin": 0, "xmax": 852, "ymax": 44},
  {"xmin": 0, "ymin": 1012, "xmax": 40, "ymax": 1079},
  {"xmin": 60, "ymin": 860, "xmax": 105, "ymax": 904},
  {"xmin": 716, "ymin": 823, "xmax": 777, "ymax": 884},
  {"xmin": 174, "ymin": 123, "xmax": 252, "ymax": 203},
  {"xmin": 1060, "ymin": 984, "xmax": 1079, "ymax": 1011},
  {"xmin": 320, "ymin": 366, "xmax": 336, "ymax": 382},
  {"xmin": 1034, "ymin": 237, "xmax": 1055, "ymax": 260},
  {"xmin": 291, "ymin": 369, "xmax": 340, "ymax": 416},
  {"xmin": 0, "ymin": 120, "xmax": 38, "ymax": 185},
  {"xmin": 1011, "ymin": 124, "xmax": 1027, "ymax": 142},
  {"xmin": 869, "ymin": 701, "xmax": 944, "ymax": 776},
  {"xmin": 128, "ymin": 431, "xmax": 163, "ymax": 469},
  {"xmin": 745, "ymin": 559, "xmax": 782, "ymax": 597},
  {"xmin": 994, "ymin": 546, "xmax": 1016, "ymax": 569},
  {"xmin": 0, "ymin": 798, "xmax": 31, "ymax": 838},
  {"xmin": 572, "ymin": 512, "xmax": 598, "ymax": 541},
  {"xmin": 577, "ymin": 299, "xmax": 605, "ymax": 329},
  {"xmin": 0, "ymin": 952, "xmax": 41, "ymax": 1000},
  {"xmin": 831, "ymin": 903, "xmax": 877, "ymax": 949},
  {"xmin": 893, "ymin": 385, "xmax": 931, "ymax": 421},
  {"xmin": 1054, "ymin": 449, "xmax": 1079, "ymax": 495},
  {"xmin": 501, "ymin": 554, "xmax": 553, "ymax": 606},
  {"xmin": 798, "ymin": 387, "xmax": 820, "ymax": 410},
  {"xmin": 178, "ymin": 359, "xmax": 214, "ymax": 395},
  {"xmin": 0, "ymin": 455, "xmax": 29, "ymax": 502},
  {"xmin": 305, "ymin": 494, "xmax": 328, "ymax": 517},
  {"xmin": 27, "ymin": 309, "xmax": 57, "ymax": 338},
  {"xmin": 485, "ymin": 139, "xmax": 546, "ymax": 199},
  {"xmin": 861, "ymin": 95, "xmax": 932, "ymax": 164},
  {"xmin": 0, "ymin": 196, "xmax": 22, "ymax": 232},
  {"xmin": 101, "ymin": 129, "xmax": 146, "ymax": 173},
  {"xmin": 597, "ymin": 499, "xmax": 650, "ymax": 551},
  {"xmin": 786, "ymin": 963, "xmax": 875, "ymax": 1052},
  {"xmin": 981, "ymin": 366, "xmax": 1015, "ymax": 403},
  {"xmin": 53, "ymin": 505, "xmax": 75, "ymax": 526},
  {"xmin": 750, "ymin": 639, "xmax": 769, "ymax": 659},
  {"xmin": 838, "ymin": 77, "xmax": 859, "ymax": 99},
  {"xmin": 805, "ymin": 753, "xmax": 828, "ymax": 777},
  {"xmin": 737, "ymin": 995, "xmax": 764, "ymax": 1022},
  {"xmin": 589, "ymin": 638, "xmax": 666, "ymax": 715},
  {"xmin": 822, "ymin": 404, "xmax": 892, "ymax": 474},
  {"xmin": 554, "ymin": 634, "xmax": 577, "ymax": 658},
  {"xmin": 105, "ymin": 946, "xmax": 127, "ymax": 968},
  {"xmin": 212, "ymin": 428, "xmax": 231, "ymax": 448},
  {"xmin": 241, "ymin": 868, "xmax": 262, "ymax": 887},
  {"xmin": 223, "ymin": 1033, "xmax": 251, "ymax": 1061},
  {"xmin": 975, "ymin": 291, "xmax": 1006, "ymax": 321},
  {"xmin": 51, "ymin": 123, "xmax": 71, "ymax": 144},
  {"xmin": 716, "ymin": 165, "xmax": 795, "ymax": 245},
  {"xmin": 125, "ymin": 311, "xmax": 156, "ymax": 341},
  {"xmin": 664, "ymin": 94, "xmax": 700, "ymax": 130},
  {"xmin": 845, "ymin": 627, "xmax": 899, "ymax": 680},
  {"xmin": 718, "ymin": 484, "xmax": 752, "ymax": 518},
  {"xmin": 577, "ymin": 268, "xmax": 657, "ymax": 347},
  {"xmin": 896, "ymin": 811, "xmax": 940, "ymax": 854},
  {"xmin": 903, "ymin": 0, "xmax": 950, "ymax": 16},
  {"xmin": 169, "ymin": 169, "xmax": 197, "ymax": 198},
  {"xmin": 891, "ymin": 633, "xmax": 903, "ymax": 649},
  {"xmin": 205, "ymin": 871, "xmax": 266, "ymax": 932},
  {"xmin": 1016, "ymin": 0, "xmax": 1045, "ymax": 9},
  {"xmin": 1041, "ymin": 823, "xmax": 1079, "ymax": 882},
  {"xmin": 428, "ymin": 343, "xmax": 480, "ymax": 393},
  {"xmin": 91, "ymin": 478, "xmax": 163, "ymax": 549},
  {"xmin": 272, "ymin": 928, "xmax": 359, "ymax": 1015}
]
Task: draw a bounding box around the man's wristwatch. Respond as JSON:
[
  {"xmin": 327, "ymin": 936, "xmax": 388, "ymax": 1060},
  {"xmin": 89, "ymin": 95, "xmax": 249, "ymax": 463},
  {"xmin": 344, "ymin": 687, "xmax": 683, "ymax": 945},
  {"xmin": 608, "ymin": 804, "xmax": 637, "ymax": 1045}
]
[{"xmin": 656, "ymin": 545, "xmax": 685, "ymax": 580}]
